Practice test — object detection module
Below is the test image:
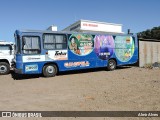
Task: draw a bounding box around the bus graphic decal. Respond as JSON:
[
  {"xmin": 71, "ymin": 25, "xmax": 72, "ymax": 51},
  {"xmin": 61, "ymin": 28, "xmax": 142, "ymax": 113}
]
[
  {"xmin": 68, "ymin": 34, "xmax": 94, "ymax": 56},
  {"xmin": 94, "ymin": 35, "xmax": 115, "ymax": 60},
  {"xmin": 64, "ymin": 61, "xmax": 90, "ymax": 68},
  {"xmin": 47, "ymin": 50, "xmax": 68, "ymax": 60},
  {"xmin": 114, "ymin": 36, "xmax": 135, "ymax": 62},
  {"xmin": 25, "ymin": 64, "xmax": 38, "ymax": 72}
]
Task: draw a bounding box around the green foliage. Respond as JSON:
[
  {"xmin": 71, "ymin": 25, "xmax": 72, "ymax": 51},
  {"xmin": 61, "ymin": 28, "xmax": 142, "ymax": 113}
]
[{"xmin": 137, "ymin": 26, "xmax": 160, "ymax": 40}]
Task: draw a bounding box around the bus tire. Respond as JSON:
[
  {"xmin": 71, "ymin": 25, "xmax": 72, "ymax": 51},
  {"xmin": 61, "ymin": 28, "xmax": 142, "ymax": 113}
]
[
  {"xmin": 43, "ymin": 64, "xmax": 57, "ymax": 77},
  {"xmin": 107, "ymin": 59, "xmax": 116, "ymax": 71},
  {"xmin": 0, "ymin": 62, "xmax": 10, "ymax": 75}
]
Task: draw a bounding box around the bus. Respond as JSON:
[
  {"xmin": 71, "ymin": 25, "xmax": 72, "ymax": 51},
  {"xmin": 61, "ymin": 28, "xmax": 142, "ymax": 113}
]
[{"xmin": 13, "ymin": 30, "xmax": 138, "ymax": 77}]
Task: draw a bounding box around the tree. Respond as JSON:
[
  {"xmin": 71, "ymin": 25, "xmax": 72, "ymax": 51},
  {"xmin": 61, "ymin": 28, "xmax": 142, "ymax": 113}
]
[{"xmin": 137, "ymin": 26, "xmax": 160, "ymax": 40}]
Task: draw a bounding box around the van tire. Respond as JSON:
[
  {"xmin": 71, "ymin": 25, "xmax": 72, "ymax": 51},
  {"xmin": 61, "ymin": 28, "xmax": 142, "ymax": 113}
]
[
  {"xmin": 0, "ymin": 62, "xmax": 10, "ymax": 75},
  {"xmin": 43, "ymin": 64, "xmax": 57, "ymax": 77},
  {"xmin": 107, "ymin": 59, "xmax": 116, "ymax": 71}
]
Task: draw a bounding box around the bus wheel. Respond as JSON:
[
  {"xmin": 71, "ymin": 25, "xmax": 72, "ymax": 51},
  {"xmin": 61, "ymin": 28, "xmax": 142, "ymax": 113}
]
[
  {"xmin": 43, "ymin": 64, "xmax": 57, "ymax": 77},
  {"xmin": 107, "ymin": 59, "xmax": 116, "ymax": 71},
  {"xmin": 0, "ymin": 62, "xmax": 10, "ymax": 75}
]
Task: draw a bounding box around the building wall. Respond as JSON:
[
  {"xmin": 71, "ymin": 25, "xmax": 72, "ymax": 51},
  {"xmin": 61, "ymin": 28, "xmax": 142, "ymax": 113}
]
[
  {"xmin": 80, "ymin": 21, "xmax": 122, "ymax": 33},
  {"xmin": 62, "ymin": 20, "xmax": 123, "ymax": 34},
  {"xmin": 139, "ymin": 40, "xmax": 160, "ymax": 67}
]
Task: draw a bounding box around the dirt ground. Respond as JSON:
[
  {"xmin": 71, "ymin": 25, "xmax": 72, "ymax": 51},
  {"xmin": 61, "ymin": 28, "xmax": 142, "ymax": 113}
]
[{"xmin": 0, "ymin": 66, "xmax": 159, "ymax": 120}]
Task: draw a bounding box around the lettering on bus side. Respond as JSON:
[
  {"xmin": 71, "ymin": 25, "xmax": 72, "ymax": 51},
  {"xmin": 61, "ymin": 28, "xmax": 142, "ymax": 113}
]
[
  {"xmin": 64, "ymin": 61, "xmax": 90, "ymax": 68},
  {"xmin": 25, "ymin": 64, "xmax": 38, "ymax": 72},
  {"xmin": 48, "ymin": 50, "xmax": 68, "ymax": 60},
  {"xmin": 55, "ymin": 51, "xmax": 67, "ymax": 56}
]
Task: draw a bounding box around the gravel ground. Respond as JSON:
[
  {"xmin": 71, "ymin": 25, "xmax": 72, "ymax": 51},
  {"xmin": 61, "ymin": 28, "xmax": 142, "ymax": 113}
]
[{"xmin": 0, "ymin": 66, "xmax": 159, "ymax": 120}]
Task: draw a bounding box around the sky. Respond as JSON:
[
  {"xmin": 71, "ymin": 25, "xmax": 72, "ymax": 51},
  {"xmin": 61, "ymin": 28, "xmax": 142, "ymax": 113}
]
[{"xmin": 0, "ymin": 0, "xmax": 160, "ymax": 42}]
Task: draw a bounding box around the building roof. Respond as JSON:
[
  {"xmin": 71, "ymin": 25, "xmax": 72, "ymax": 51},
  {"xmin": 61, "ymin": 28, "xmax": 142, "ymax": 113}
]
[{"xmin": 62, "ymin": 19, "xmax": 123, "ymax": 34}]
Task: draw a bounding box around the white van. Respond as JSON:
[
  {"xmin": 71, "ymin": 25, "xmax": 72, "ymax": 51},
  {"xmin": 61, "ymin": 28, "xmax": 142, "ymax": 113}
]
[{"xmin": 0, "ymin": 41, "xmax": 15, "ymax": 75}]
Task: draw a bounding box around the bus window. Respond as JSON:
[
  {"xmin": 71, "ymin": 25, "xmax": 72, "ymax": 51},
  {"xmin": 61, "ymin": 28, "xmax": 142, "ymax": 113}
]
[
  {"xmin": 43, "ymin": 34, "xmax": 67, "ymax": 50},
  {"xmin": 22, "ymin": 36, "xmax": 41, "ymax": 54}
]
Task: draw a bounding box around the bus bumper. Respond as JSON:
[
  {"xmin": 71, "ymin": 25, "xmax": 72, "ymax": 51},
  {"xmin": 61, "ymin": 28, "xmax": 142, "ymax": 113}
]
[{"xmin": 14, "ymin": 68, "xmax": 23, "ymax": 74}]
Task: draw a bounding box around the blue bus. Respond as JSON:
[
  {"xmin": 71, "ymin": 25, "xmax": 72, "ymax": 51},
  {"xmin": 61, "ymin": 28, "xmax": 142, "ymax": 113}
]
[{"xmin": 14, "ymin": 30, "xmax": 138, "ymax": 77}]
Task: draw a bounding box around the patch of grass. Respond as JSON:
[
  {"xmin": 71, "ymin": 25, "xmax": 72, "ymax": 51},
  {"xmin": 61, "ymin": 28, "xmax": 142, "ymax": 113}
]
[{"xmin": 144, "ymin": 63, "xmax": 153, "ymax": 69}]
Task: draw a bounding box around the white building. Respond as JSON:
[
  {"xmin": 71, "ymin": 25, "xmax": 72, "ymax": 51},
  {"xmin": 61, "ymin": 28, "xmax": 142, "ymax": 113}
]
[
  {"xmin": 62, "ymin": 19, "xmax": 123, "ymax": 34},
  {"xmin": 47, "ymin": 25, "xmax": 57, "ymax": 31}
]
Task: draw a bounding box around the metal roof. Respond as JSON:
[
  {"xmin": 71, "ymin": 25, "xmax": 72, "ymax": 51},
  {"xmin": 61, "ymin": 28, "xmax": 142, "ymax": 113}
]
[
  {"xmin": 15, "ymin": 29, "xmax": 130, "ymax": 36},
  {"xmin": 139, "ymin": 38, "xmax": 160, "ymax": 42}
]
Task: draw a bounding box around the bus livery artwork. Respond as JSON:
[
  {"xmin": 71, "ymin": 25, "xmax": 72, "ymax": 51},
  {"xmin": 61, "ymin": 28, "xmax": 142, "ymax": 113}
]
[
  {"xmin": 114, "ymin": 36, "xmax": 135, "ymax": 62},
  {"xmin": 94, "ymin": 35, "xmax": 114, "ymax": 60},
  {"xmin": 47, "ymin": 50, "xmax": 68, "ymax": 60},
  {"xmin": 68, "ymin": 34, "xmax": 94, "ymax": 56}
]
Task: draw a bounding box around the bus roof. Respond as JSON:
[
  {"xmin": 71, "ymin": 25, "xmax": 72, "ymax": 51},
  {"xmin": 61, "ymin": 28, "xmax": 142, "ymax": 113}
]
[{"xmin": 15, "ymin": 29, "xmax": 135, "ymax": 36}]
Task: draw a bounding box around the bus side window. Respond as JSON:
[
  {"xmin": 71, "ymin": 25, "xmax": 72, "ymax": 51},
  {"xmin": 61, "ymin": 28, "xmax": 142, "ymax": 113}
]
[
  {"xmin": 22, "ymin": 36, "xmax": 41, "ymax": 54},
  {"xmin": 43, "ymin": 34, "xmax": 67, "ymax": 50}
]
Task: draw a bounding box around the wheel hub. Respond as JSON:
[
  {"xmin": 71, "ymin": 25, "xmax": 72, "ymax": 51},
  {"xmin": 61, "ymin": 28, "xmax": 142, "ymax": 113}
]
[
  {"xmin": 109, "ymin": 62, "xmax": 115, "ymax": 69},
  {"xmin": 0, "ymin": 65, "xmax": 7, "ymax": 73},
  {"xmin": 47, "ymin": 66, "xmax": 54, "ymax": 74}
]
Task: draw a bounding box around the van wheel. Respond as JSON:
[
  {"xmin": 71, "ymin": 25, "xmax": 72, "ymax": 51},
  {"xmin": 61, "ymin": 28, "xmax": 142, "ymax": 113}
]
[
  {"xmin": 107, "ymin": 59, "xmax": 116, "ymax": 71},
  {"xmin": 0, "ymin": 62, "xmax": 10, "ymax": 75},
  {"xmin": 43, "ymin": 64, "xmax": 57, "ymax": 77}
]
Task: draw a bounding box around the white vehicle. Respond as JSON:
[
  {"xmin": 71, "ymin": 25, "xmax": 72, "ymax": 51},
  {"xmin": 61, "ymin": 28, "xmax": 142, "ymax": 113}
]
[{"xmin": 0, "ymin": 41, "xmax": 15, "ymax": 75}]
